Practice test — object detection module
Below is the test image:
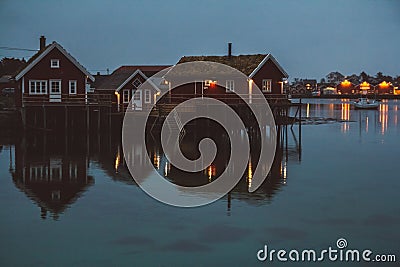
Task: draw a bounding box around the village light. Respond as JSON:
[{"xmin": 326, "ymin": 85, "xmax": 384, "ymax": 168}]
[
  {"xmin": 341, "ymin": 80, "xmax": 351, "ymax": 87},
  {"xmin": 115, "ymin": 91, "xmax": 120, "ymax": 112}
]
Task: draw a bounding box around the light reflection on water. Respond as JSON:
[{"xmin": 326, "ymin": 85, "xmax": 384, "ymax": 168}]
[{"xmin": 0, "ymin": 99, "xmax": 399, "ymax": 266}]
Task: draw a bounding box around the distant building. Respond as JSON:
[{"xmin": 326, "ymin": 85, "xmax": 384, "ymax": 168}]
[
  {"xmin": 355, "ymin": 81, "xmax": 375, "ymax": 95},
  {"xmin": 336, "ymin": 80, "xmax": 355, "ymax": 95},
  {"xmin": 376, "ymin": 81, "xmax": 394, "ymax": 95}
]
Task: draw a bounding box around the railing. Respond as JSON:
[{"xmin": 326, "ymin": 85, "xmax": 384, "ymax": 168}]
[
  {"xmin": 22, "ymin": 93, "xmax": 113, "ymax": 106},
  {"xmin": 159, "ymin": 93, "xmax": 288, "ymax": 104}
]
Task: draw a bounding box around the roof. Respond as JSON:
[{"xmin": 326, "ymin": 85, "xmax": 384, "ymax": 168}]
[
  {"xmin": 0, "ymin": 75, "xmax": 12, "ymax": 83},
  {"xmin": 15, "ymin": 41, "xmax": 95, "ymax": 82},
  {"xmin": 95, "ymin": 65, "xmax": 171, "ymax": 90},
  {"xmin": 177, "ymin": 54, "xmax": 288, "ymax": 78}
]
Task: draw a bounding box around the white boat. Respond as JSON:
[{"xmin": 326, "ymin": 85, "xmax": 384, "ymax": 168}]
[{"xmin": 353, "ymin": 98, "xmax": 379, "ymax": 109}]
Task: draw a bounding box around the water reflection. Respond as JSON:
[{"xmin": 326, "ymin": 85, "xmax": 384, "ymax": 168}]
[
  {"xmin": 8, "ymin": 117, "xmax": 302, "ymax": 217},
  {"xmin": 10, "ymin": 133, "xmax": 94, "ymax": 220},
  {"xmin": 298, "ymin": 99, "xmax": 399, "ymax": 136}
]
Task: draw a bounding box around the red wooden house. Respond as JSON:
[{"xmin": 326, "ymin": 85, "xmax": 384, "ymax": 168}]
[
  {"xmin": 355, "ymin": 81, "xmax": 375, "ymax": 95},
  {"xmin": 15, "ymin": 36, "xmax": 95, "ymax": 107},
  {"xmin": 376, "ymin": 81, "xmax": 394, "ymax": 95},
  {"xmin": 94, "ymin": 65, "xmax": 171, "ymax": 111},
  {"xmin": 164, "ymin": 45, "xmax": 289, "ymax": 104},
  {"xmin": 336, "ymin": 80, "xmax": 355, "ymax": 94}
]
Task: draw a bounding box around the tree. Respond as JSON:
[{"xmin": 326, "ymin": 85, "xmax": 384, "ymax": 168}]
[
  {"xmin": 0, "ymin": 57, "xmax": 26, "ymax": 77},
  {"xmin": 360, "ymin": 71, "xmax": 371, "ymax": 83},
  {"xmin": 346, "ymin": 74, "xmax": 360, "ymax": 84}
]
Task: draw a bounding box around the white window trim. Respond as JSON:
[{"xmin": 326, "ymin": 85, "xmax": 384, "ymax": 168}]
[
  {"xmin": 49, "ymin": 79, "xmax": 62, "ymax": 94},
  {"xmin": 29, "ymin": 80, "xmax": 48, "ymax": 95},
  {"xmin": 132, "ymin": 78, "xmax": 142, "ymax": 89},
  {"xmin": 123, "ymin": 89, "xmax": 130, "ymax": 103},
  {"xmin": 226, "ymin": 80, "xmax": 234, "ymax": 92},
  {"xmin": 262, "ymin": 79, "xmax": 272, "ymax": 93},
  {"xmin": 144, "ymin": 89, "xmax": 151, "ymax": 103},
  {"xmin": 69, "ymin": 80, "xmax": 77, "ymax": 95},
  {"xmin": 133, "ymin": 90, "xmax": 141, "ymax": 101},
  {"xmin": 50, "ymin": 59, "xmax": 60, "ymax": 68}
]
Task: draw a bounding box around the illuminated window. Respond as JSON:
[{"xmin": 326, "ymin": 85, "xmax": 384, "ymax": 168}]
[
  {"xmin": 50, "ymin": 59, "xmax": 59, "ymax": 68},
  {"xmin": 133, "ymin": 78, "xmax": 142, "ymax": 88},
  {"xmin": 226, "ymin": 80, "xmax": 234, "ymax": 92},
  {"xmin": 262, "ymin": 79, "xmax": 272, "ymax": 92},
  {"xmin": 123, "ymin": 89, "xmax": 130, "ymax": 103},
  {"xmin": 144, "ymin": 89, "xmax": 151, "ymax": 103},
  {"xmin": 69, "ymin": 80, "xmax": 77, "ymax": 95}
]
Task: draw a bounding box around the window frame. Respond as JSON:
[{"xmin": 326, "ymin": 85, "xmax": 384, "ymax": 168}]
[
  {"xmin": 69, "ymin": 80, "xmax": 77, "ymax": 95},
  {"xmin": 262, "ymin": 79, "xmax": 272, "ymax": 93},
  {"xmin": 144, "ymin": 89, "xmax": 151, "ymax": 103},
  {"xmin": 50, "ymin": 59, "xmax": 60, "ymax": 68},
  {"xmin": 132, "ymin": 78, "xmax": 142, "ymax": 89},
  {"xmin": 29, "ymin": 80, "xmax": 48, "ymax": 95},
  {"xmin": 49, "ymin": 79, "xmax": 61, "ymax": 94},
  {"xmin": 226, "ymin": 80, "xmax": 235, "ymax": 92},
  {"xmin": 122, "ymin": 89, "xmax": 130, "ymax": 103}
]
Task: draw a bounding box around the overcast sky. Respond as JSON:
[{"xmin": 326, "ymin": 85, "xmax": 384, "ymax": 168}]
[{"xmin": 0, "ymin": 0, "xmax": 399, "ymax": 80}]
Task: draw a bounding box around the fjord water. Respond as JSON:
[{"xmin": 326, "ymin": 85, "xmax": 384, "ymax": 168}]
[{"xmin": 0, "ymin": 99, "xmax": 399, "ymax": 266}]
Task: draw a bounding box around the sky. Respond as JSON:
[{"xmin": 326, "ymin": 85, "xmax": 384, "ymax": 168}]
[{"xmin": 0, "ymin": 0, "xmax": 399, "ymax": 80}]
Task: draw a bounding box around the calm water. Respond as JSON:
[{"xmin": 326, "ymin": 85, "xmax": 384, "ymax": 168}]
[{"xmin": 0, "ymin": 99, "xmax": 399, "ymax": 266}]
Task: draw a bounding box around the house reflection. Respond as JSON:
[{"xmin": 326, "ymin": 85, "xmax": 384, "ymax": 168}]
[
  {"xmin": 10, "ymin": 132, "xmax": 94, "ymax": 220},
  {"xmin": 139, "ymin": 121, "xmax": 301, "ymax": 206}
]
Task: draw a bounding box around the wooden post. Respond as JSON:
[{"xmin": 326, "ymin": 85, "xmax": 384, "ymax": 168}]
[
  {"xmin": 86, "ymin": 106, "xmax": 90, "ymax": 133},
  {"xmin": 298, "ymin": 97, "xmax": 302, "ymax": 161},
  {"xmin": 97, "ymin": 107, "xmax": 101, "ymax": 131},
  {"xmin": 43, "ymin": 105, "xmax": 46, "ymax": 129},
  {"xmin": 21, "ymin": 108, "xmax": 26, "ymax": 129},
  {"xmin": 65, "ymin": 106, "xmax": 68, "ymax": 131}
]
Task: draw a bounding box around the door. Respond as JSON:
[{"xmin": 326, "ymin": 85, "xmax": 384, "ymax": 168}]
[
  {"xmin": 133, "ymin": 90, "xmax": 142, "ymax": 110},
  {"xmin": 49, "ymin": 80, "xmax": 61, "ymax": 102}
]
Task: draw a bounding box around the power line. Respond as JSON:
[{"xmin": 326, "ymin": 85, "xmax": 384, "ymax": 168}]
[{"xmin": 0, "ymin": 46, "xmax": 38, "ymax": 52}]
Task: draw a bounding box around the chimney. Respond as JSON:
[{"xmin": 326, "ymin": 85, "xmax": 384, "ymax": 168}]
[
  {"xmin": 97, "ymin": 71, "xmax": 100, "ymax": 75},
  {"xmin": 40, "ymin": 36, "xmax": 46, "ymax": 51},
  {"xmin": 228, "ymin": 42, "xmax": 232, "ymax": 57}
]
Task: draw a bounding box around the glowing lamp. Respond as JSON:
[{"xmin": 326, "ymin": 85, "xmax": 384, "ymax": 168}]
[
  {"xmin": 379, "ymin": 81, "xmax": 389, "ymax": 88},
  {"xmin": 341, "ymin": 80, "xmax": 351, "ymax": 87}
]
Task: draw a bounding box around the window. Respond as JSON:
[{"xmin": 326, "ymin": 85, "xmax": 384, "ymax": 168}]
[
  {"xmin": 133, "ymin": 90, "xmax": 141, "ymax": 100},
  {"xmin": 123, "ymin": 89, "xmax": 130, "ymax": 103},
  {"xmin": 144, "ymin": 89, "xmax": 151, "ymax": 103},
  {"xmin": 226, "ymin": 80, "xmax": 234, "ymax": 92},
  {"xmin": 69, "ymin": 80, "xmax": 77, "ymax": 95},
  {"xmin": 133, "ymin": 78, "xmax": 142, "ymax": 88},
  {"xmin": 29, "ymin": 80, "xmax": 47, "ymax": 94},
  {"xmin": 50, "ymin": 59, "xmax": 59, "ymax": 68},
  {"xmin": 262, "ymin": 79, "xmax": 272, "ymax": 93},
  {"xmin": 50, "ymin": 80, "xmax": 61, "ymax": 93}
]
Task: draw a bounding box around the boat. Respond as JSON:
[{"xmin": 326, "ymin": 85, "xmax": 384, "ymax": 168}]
[{"xmin": 353, "ymin": 98, "xmax": 379, "ymax": 109}]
